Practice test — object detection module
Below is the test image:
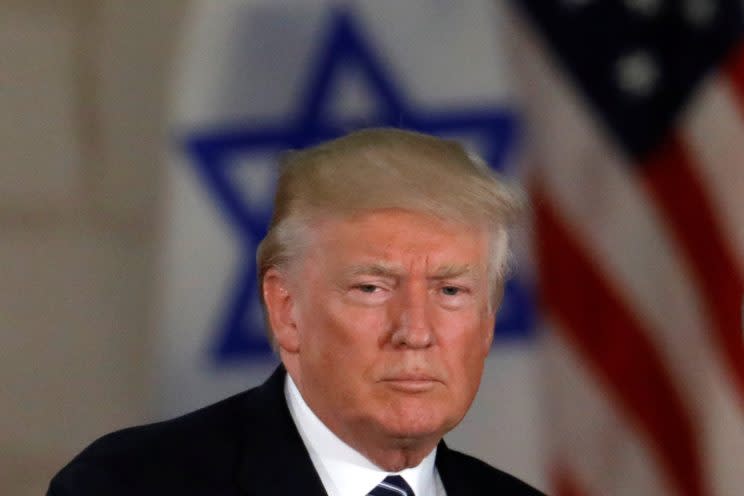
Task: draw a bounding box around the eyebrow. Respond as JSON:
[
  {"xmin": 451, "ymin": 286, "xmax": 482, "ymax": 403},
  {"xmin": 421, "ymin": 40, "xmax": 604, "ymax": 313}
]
[
  {"xmin": 344, "ymin": 262, "xmax": 476, "ymax": 280},
  {"xmin": 430, "ymin": 264, "xmax": 474, "ymax": 280},
  {"xmin": 345, "ymin": 263, "xmax": 402, "ymax": 279}
]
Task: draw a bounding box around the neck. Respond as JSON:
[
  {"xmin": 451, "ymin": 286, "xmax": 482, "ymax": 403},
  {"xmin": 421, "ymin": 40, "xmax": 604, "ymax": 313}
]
[{"xmin": 350, "ymin": 435, "xmax": 439, "ymax": 472}]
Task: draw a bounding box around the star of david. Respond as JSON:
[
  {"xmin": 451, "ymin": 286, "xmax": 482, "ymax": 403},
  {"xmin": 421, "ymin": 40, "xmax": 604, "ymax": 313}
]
[{"xmin": 184, "ymin": 10, "xmax": 535, "ymax": 362}]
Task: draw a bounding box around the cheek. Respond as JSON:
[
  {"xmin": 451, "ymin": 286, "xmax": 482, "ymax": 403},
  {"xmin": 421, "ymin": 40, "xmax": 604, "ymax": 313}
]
[
  {"xmin": 438, "ymin": 312, "xmax": 493, "ymax": 375},
  {"xmin": 439, "ymin": 307, "xmax": 492, "ymax": 346},
  {"xmin": 298, "ymin": 298, "xmax": 388, "ymax": 362}
]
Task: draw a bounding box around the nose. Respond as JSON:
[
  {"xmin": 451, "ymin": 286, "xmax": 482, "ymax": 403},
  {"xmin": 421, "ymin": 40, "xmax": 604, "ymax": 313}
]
[{"xmin": 390, "ymin": 282, "xmax": 434, "ymax": 349}]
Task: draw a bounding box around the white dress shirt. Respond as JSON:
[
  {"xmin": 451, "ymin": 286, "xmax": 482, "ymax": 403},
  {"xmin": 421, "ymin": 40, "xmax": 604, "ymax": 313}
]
[{"xmin": 285, "ymin": 375, "xmax": 447, "ymax": 496}]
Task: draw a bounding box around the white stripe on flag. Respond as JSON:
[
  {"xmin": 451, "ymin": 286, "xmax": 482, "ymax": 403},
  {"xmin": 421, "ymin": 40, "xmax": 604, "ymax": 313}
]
[
  {"xmin": 682, "ymin": 74, "xmax": 744, "ymax": 276},
  {"xmin": 542, "ymin": 327, "xmax": 673, "ymax": 496}
]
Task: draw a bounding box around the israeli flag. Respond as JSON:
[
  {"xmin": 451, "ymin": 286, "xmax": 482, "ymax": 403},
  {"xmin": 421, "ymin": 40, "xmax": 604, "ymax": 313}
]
[{"xmin": 157, "ymin": 0, "xmax": 543, "ymax": 488}]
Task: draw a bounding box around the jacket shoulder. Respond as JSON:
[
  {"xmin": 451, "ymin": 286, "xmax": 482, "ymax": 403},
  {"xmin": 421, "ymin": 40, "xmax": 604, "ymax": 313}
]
[
  {"xmin": 47, "ymin": 387, "xmax": 262, "ymax": 496},
  {"xmin": 439, "ymin": 447, "xmax": 546, "ymax": 495}
]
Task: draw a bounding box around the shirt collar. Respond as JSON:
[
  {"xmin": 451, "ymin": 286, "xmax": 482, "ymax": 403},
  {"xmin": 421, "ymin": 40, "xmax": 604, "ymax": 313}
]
[{"xmin": 285, "ymin": 374, "xmax": 438, "ymax": 496}]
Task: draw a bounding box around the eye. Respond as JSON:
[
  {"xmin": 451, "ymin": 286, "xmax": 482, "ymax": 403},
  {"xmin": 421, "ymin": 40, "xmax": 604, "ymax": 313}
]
[
  {"xmin": 347, "ymin": 282, "xmax": 390, "ymax": 305},
  {"xmin": 441, "ymin": 286, "xmax": 461, "ymax": 296}
]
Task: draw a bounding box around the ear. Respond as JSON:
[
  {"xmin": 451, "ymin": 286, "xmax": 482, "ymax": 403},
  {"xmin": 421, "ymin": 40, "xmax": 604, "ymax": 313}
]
[{"xmin": 262, "ymin": 267, "xmax": 300, "ymax": 353}]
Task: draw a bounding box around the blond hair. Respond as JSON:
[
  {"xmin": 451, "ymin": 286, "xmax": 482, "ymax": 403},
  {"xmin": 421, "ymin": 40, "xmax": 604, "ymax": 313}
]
[{"xmin": 257, "ymin": 128, "xmax": 523, "ymax": 336}]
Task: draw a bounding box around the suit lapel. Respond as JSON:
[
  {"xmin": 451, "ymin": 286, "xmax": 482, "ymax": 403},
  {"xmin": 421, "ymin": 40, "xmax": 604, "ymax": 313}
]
[
  {"xmin": 435, "ymin": 441, "xmax": 468, "ymax": 496},
  {"xmin": 235, "ymin": 366, "xmax": 328, "ymax": 496}
]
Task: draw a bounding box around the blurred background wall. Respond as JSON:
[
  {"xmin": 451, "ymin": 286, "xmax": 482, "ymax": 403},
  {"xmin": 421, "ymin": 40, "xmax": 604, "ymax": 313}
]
[{"xmin": 0, "ymin": 2, "xmax": 186, "ymax": 493}]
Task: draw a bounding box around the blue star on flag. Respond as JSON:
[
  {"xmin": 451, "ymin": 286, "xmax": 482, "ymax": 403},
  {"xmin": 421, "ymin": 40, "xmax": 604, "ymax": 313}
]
[{"xmin": 184, "ymin": 10, "xmax": 534, "ymax": 362}]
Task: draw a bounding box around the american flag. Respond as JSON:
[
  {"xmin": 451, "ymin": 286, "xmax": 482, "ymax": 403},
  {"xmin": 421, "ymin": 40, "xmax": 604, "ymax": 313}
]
[{"xmin": 505, "ymin": 1, "xmax": 744, "ymax": 495}]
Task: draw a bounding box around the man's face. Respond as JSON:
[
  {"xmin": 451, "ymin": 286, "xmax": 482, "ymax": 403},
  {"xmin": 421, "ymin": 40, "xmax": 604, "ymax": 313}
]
[{"xmin": 268, "ymin": 209, "xmax": 498, "ymax": 451}]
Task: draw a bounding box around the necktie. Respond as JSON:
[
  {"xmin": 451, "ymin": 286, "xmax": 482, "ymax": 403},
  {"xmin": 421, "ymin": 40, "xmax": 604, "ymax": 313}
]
[{"xmin": 367, "ymin": 475, "xmax": 415, "ymax": 496}]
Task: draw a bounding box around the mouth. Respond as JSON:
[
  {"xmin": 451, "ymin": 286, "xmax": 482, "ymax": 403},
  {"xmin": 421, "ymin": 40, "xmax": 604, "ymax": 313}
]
[{"xmin": 380, "ymin": 375, "xmax": 441, "ymax": 393}]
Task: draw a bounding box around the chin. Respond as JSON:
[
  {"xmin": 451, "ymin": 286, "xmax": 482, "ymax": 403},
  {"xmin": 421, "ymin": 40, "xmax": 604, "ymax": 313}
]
[{"xmin": 376, "ymin": 407, "xmax": 455, "ymax": 442}]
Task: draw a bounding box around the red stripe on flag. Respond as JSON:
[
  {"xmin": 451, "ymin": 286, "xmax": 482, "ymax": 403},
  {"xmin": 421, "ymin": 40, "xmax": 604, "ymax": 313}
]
[
  {"xmin": 533, "ymin": 185, "xmax": 706, "ymax": 496},
  {"xmin": 642, "ymin": 135, "xmax": 744, "ymax": 411},
  {"xmin": 723, "ymin": 39, "xmax": 744, "ymax": 114},
  {"xmin": 552, "ymin": 464, "xmax": 590, "ymax": 496}
]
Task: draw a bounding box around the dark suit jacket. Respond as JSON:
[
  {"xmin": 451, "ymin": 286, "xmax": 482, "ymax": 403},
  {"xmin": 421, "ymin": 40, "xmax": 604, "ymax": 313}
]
[{"xmin": 48, "ymin": 366, "xmax": 544, "ymax": 495}]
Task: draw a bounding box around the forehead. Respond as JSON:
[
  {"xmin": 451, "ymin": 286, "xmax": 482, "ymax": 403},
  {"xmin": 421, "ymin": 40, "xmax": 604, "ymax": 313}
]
[{"xmin": 304, "ymin": 209, "xmax": 490, "ymax": 271}]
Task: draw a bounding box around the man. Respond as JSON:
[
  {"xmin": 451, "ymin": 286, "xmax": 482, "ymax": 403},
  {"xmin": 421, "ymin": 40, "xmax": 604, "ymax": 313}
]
[{"xmin": 48, "ymin": 129, "xmax": 544, "ymax": 495}]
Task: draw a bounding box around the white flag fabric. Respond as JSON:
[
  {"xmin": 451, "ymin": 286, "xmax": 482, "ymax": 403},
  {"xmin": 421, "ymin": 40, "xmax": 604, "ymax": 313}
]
[
  {"xmin": 157, "ymin": 0, "xmax": 545, "ymax": 489},
  {"xmin": 505, "ymin": 1, "xmax": 744, "ymax": 495}
]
